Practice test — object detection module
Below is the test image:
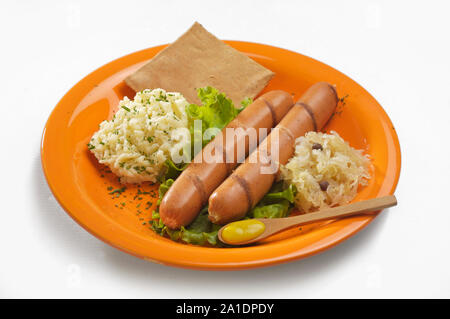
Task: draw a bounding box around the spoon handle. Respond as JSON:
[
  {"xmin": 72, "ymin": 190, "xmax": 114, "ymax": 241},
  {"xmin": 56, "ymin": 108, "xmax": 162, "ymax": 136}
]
[{"xmin": 261, "ymin": 195, "xmax": 397, "ymax": 231}]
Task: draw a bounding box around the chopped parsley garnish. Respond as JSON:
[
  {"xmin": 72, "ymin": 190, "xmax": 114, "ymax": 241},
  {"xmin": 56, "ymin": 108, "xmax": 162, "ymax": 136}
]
[
  {"xmin": 134, "ymin": 166, "xmax": 146, "ymax": 174},
  {"xmin": 108, "ymin": 186, "xmax": 126, "ymax": 195},
  {"xmin": 155, "ymin": 92, "xmax": 168, "ymax": 102}
]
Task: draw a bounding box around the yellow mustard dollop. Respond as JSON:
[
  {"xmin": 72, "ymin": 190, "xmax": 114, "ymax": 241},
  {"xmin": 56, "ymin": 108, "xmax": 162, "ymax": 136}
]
[{"xmin": 221, "ymin": 219, "xmax": 266, "ymax": 244}]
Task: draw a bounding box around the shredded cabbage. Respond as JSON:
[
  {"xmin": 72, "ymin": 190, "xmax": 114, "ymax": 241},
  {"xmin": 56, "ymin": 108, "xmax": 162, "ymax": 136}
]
[
  {"xmin": 280, "ymin": 131, "xmax": 371, "ymax": 212},
  {"xmin": 89, "ymin": 89, "xmax": 190, "ymax": 183}
]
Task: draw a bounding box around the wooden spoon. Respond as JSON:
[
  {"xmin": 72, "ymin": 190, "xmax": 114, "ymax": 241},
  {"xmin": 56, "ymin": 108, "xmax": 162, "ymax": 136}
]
[{"xmin": 218, "ymin": 195, "xmax": 397, "ymax": 246}]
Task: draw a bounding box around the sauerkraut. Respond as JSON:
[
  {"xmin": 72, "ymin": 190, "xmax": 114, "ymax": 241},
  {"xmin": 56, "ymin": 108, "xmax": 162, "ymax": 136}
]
[
  {"xmin": 280, "ymin": 131, "xmax": 371, "ymax": 212},
  {"xmin": 89, "ymin": 88, "xmax": 191, "ymax": 184}
]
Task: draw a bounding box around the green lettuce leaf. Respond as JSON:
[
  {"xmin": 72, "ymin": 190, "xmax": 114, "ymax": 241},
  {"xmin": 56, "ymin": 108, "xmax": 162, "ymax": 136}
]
[
  {"xmin": 250, "ymin": 200, "xmax": 291, "ymax": 219},
  {"xmin": 187, "ymin": 87, "xmax": 247, "ymax": 150},
  {"xmin": 159, "ymin": 159, "xmax": 187, "ymax": 182},
  {"xmin": 248, "ymin": 183, "xmax": 297, "ymax": 219},
  {"xmin": 261, "ymin": 183, "xmax": 297, "ymax": 204},
  {"xmin": 180, "ymin": 206, "xmax": 222, "ymax": 246},
  {"xmin": 240, "ymin": 97, "xmax": 253, "ymax": 109},
  {"xmin": 156, "ymin": 178, "xmax": 174, "ymax": 205},
  {"xmin": 152, "ymin": 194, "xmax": 223, "ymax": 246}
]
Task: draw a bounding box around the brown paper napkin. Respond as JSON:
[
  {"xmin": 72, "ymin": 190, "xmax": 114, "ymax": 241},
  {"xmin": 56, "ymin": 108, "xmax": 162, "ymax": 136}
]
[{"xmin": 125, "ymin": 22, "xmax": 274, "ymax": 105}]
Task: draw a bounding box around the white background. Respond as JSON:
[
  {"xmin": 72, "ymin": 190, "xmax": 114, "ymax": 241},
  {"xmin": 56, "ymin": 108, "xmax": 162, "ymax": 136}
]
[{"xmin": 1, "ymin": 0, "xmax": 449, "ymax": 298}]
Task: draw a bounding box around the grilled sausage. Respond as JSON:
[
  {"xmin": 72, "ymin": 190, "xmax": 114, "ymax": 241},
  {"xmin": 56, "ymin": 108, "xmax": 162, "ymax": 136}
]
[
  {"xmin": 208, "ymin": 82, "xmax": 338, "ymax": 224},
  {"xmin": 160, "ymin": 90, "xmax": 294, "ymax": 229}
]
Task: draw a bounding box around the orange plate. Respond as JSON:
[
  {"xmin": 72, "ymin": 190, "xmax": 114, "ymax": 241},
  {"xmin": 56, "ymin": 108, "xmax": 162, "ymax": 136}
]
[{"xmin": 41, "ymin": 41, "xmax": 401, "ymax": 270}]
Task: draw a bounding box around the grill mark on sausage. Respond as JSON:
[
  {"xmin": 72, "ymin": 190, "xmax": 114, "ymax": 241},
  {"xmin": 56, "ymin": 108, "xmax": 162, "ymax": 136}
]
[
  {"xmin": 232, "ymin": 174, "xmax": 253, "ymax": 211},
  {"xmin": 277, "ymin": 125, "xmax": 295, "ymax": 143},
  {"xmin": 295, "ymin": 102, "xmax": 317, "ymax": 131},
  {"xmin": 232, "ymin": 117, "xmax": 251, "ymax": 131},
  {"xmin": 327, "ymin": 83, "xmax": 339, "ymax": 104},
  {"xmin": 187, "ymin": 173, "xmax": 208, "ymax": 205},
  {"xmin": 262, "ymin": 98, "xmax": 277, "ymax": 128},
  {"xmin": 223, "ymin": 118, "xmax": 247, "ymax": 175}
]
